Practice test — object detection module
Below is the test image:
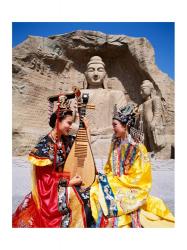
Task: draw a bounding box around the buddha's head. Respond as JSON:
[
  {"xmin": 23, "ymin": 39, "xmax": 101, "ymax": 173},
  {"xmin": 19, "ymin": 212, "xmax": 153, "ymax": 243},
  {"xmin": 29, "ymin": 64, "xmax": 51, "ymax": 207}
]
[
  {"xmin": 140, "ymin": 80, "xmax": 155, "ymax": 100},
  {"xmin": 84, "ymin": 56, "xmax": 108, "ymax": 89}
]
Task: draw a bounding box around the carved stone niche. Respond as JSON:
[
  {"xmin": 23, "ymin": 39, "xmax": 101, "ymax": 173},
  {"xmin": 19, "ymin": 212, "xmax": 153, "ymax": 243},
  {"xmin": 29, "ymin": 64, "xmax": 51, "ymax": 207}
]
[{"xmin": 12, "ymin": 30, "xmax": 174, "ymax": 159}]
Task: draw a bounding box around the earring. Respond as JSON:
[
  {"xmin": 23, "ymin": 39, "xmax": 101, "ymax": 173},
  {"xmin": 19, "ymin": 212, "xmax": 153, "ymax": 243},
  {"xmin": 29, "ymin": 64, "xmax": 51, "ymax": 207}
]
[{"xmin": 126, "ymin": 128, "xmax": 128, "ymax": 138}]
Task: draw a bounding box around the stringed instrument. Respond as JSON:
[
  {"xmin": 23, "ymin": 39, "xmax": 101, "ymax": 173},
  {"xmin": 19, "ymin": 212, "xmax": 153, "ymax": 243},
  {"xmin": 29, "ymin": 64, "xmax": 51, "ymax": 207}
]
[{"xmin": 63, "ymin": 93, "xmax": 96, "ymax": 188}]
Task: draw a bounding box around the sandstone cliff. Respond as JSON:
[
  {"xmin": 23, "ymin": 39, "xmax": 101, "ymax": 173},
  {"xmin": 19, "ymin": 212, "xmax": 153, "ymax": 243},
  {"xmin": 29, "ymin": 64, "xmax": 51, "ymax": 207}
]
[{"xmin": 12, "ymin": 30, "xmax": 174, "ymax": 158}]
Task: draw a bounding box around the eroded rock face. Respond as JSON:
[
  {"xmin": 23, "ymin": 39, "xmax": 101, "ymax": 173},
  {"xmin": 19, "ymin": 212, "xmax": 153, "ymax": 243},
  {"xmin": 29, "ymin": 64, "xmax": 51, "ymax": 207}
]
[{"xmin": 12, "ymin": 30, "xmax": 174, "ymax": 158}]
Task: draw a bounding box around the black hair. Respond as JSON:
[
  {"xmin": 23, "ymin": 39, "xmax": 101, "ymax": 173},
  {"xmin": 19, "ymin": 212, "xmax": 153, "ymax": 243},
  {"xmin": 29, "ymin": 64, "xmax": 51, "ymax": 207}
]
[{"xmin": 49, "ymin": 109, "xmax": 73, "ymax": 128}]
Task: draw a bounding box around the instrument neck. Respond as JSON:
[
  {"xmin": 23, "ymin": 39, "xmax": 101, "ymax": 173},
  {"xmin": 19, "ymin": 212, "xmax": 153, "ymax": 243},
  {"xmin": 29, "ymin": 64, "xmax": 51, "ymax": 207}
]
[{"xmin": 79, "ymin": 105, "xmax": 86, "ymax": 128}]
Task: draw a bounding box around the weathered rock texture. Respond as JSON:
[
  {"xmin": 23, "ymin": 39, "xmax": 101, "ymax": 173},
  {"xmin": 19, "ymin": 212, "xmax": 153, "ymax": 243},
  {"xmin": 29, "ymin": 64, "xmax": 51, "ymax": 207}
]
[{"xmin": 12, "ymin": 30, "xmax": 174, "ymax": 158}]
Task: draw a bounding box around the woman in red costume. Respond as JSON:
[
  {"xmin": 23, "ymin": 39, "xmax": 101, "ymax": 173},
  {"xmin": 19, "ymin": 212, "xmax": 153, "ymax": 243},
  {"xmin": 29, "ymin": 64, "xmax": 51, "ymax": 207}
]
[{"xmin": 12, "ymin": 104, "xmax": 95, "ymax": 228}]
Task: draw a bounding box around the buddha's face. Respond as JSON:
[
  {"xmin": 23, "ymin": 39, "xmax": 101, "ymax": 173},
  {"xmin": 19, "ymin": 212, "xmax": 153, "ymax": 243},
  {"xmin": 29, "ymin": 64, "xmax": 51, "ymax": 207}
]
[
  {"xmin": 140, "ymin": 85, "xmax": 152, "ymax": 100},
  {"xmin": 86, "ymin": 63, "xmax": 106, "ymax": 87}
]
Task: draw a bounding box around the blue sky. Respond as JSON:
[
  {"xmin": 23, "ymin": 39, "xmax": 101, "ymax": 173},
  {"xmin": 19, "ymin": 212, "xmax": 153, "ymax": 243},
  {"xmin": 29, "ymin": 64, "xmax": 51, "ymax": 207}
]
[{"xmin": 12, "ymin": 22, "xmax": 174, "ymax": 79}]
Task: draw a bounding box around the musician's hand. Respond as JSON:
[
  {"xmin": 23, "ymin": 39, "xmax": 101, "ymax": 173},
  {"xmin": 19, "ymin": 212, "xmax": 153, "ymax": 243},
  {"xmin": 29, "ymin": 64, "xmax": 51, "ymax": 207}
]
[
  {"xmin": 82, "ymin": 117, "xmax": 89, "ymax": 130},
  {"xmin": 69, "ymin": 174, "xmax": 82, "ymax": 186}
]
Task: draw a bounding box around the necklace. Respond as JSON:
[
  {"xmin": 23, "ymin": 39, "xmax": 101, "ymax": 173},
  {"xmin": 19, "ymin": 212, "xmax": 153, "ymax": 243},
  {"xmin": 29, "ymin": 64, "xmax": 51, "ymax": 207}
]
[
  {"xmin": 112, "ymin": 137, "xmax": 137, "ymax": 176},
  {"xmin": 49, "ymin": 131, "xmax": 57, "ymax": 143},
  {"xmin": 49, "ymin": 131, "xmax": 63, "ymax": 149}
]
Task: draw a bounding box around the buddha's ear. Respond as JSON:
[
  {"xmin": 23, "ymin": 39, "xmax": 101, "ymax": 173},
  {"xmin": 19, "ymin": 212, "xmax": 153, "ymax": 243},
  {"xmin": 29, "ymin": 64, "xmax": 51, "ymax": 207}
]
[
  {"xmin": 83, "ymin": 75, "xmax": 88, "ymax": 89},
  {"xmin": 151, "ymin": 88, "xmax": 157, "ymax": 98},
  {"xmin": 103, "ymin": 73, "xmax": 108, "ymax": 89}
]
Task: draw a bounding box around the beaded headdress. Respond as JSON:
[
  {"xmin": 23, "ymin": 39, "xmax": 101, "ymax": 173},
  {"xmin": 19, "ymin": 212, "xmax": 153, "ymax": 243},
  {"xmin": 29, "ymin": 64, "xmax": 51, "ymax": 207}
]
[
  {"xmin": 113, "ymin": 103, "xmax": 138, "ymax": 127},
  {"xmin": 48, "ymin": 92, "xmax": 75, "ymax": 123}
]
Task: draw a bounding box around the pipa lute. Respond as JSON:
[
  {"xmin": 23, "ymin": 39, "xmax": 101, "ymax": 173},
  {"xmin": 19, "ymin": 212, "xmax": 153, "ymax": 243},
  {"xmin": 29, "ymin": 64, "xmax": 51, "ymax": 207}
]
[{"xmin": 63, "ymin": 93, "xmax": 96, "ymax": 188}]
